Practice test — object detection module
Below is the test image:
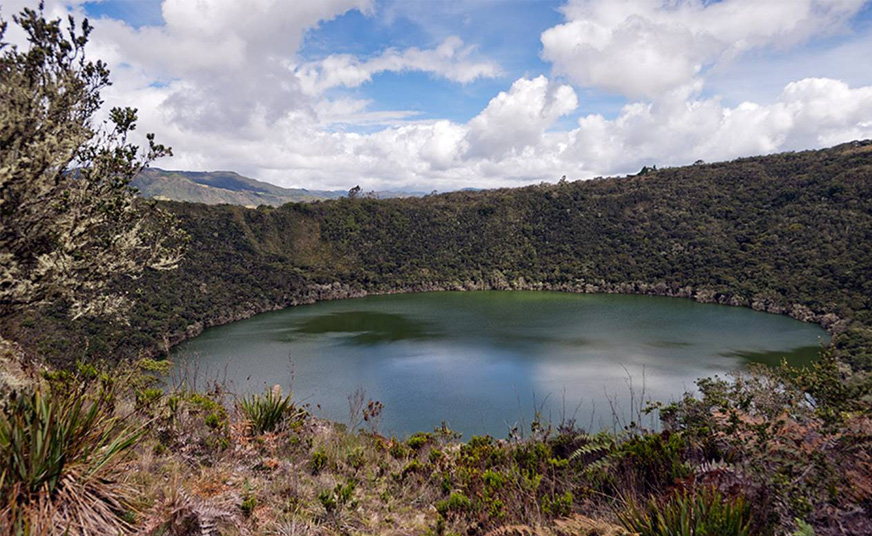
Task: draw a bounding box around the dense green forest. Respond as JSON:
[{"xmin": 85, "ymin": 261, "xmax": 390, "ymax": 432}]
[{"xmin": 9, "ymin": 141, "xmax": 872, "ymax": 373}]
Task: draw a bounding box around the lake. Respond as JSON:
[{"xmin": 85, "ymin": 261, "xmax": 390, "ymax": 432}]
[{"xmin": 174, "ymin": 291, "xmax": 828, "ymax": 438}]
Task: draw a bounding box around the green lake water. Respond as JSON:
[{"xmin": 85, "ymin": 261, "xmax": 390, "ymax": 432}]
[{"xmin": 174, "ymin": 291, "xmax": 828, "ymax": 438}]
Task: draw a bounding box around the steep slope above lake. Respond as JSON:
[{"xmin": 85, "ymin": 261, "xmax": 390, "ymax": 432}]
[{"xmin": 16, "ymin": 142, "xmax": 872, "ymax": 373}]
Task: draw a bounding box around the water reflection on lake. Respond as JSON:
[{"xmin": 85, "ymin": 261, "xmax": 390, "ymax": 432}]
[{"xmin": 175, "ymin": 291, "xmax": 828, "ymax": 438}]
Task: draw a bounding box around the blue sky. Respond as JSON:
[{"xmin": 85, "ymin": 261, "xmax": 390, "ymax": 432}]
[
  {"xmin": 16, "ymin": 0, "xmax": 872, "ymax": 190},
  {"xmin": 299, "ymin": 1, "xmax": 568, "ymax": 122}
]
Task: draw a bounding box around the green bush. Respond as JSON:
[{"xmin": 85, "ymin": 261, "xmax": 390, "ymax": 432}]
[
  {"xmin": 436, "ymin": 492, "xmax": 472, "ymax": 516},
  {"xmin": 240, "ymin": 495, "xmax": 257, "ymax": 517},
  {"xmin": 542, "ymin": 491, "xmax": 573, "ymax": 517},
  {"xmin": 135, "ymin": 386, "xmax": 163, "ymax": 410},
  {"xmin": 319, "ymin": 481, "xmax": 356, "ymax": 514},
  {"xmin": 390, "ymin": 440, "xmax": 411, "ymax": 459},
  {"xmin": 311, "ymin": 448, "xmax": 328, "ymax": 474},
  {"xmin": 407, "ymin": 432, "xmax": 431, "ymax": 450}
]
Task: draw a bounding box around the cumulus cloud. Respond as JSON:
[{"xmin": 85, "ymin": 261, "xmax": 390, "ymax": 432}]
[
  {"xmin": 568, "ymin": 77, "xmax": 872, "ymax": 176},
  {"xmin": 4, "ymin": 0, "xmax": 872, "ymax": 192},
  {"xmin": 541, "ymin": 0, "xmax": 867, "ymax": 100},
  {"xmin": 268, "ymin": 76, "xmax": 872, "ymax": 190},
  {"xmin": 87, "ymin": 0, "xmax": 374, "ymax": 134},
  {"xmin": 465, "ymin": 76, "xmax": 578, "ymax": 158},
  {"xmin": 167, "ymin": 73, "xmax": 872, "ymax": 192}
]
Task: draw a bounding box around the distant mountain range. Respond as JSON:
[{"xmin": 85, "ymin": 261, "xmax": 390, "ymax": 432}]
[
  {"xmin": 130, "ymin": 168, "xmax": 346, "ymax": 206},
  {"xmin": 131, "ymin": 168, "xmax": 426, "ymax": 206}
]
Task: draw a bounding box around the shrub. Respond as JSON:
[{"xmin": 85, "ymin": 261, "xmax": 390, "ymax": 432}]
[
  {"xmin": 390, "ymin": 440, "xmax": 411, "ymax": 459},
  {"xmin": 240, "ymin": 495, "xmax": 257, "ymax": 517},
  {"xmin": 436, "ymin": 492, "xmax": 472, "ymax": 517},
  {"xmin": 135, "ymin": 386, "xmax": 163, "ymax": 410},
  {"xmin": 311, "ymin": 449, "xmax": 328, "ymax": 474},
  {"xmin": 319, "ymin": 481, "xmax": 356, "ymax": 514},
  {"xmin": 613, "ymin": 431, "xmax": 690, "ymax": 495},
  {"xmin": 407, "ymin": 432, "xmax": 431, "ymax": 450},
  {"xmin": 542, "ymin": 491, "xmax": 573, "ymax": 517},
  {"xmin": 0, "ymin": 4, "xmax": 185, "ymax": 321},
  {"xmin": 0, "ymin": 386, "xmax": 141, "ymax": 534}
]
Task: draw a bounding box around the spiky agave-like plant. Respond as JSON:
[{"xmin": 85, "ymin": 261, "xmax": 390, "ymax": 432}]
[
  {"xmin": 238, "ymin": 385, "xmax": 299, "ymax": 435},
  {"xmin": 0, "ymin": 386, "xmax": 142, "ymax": 535},
  {"xmin": 617, "ymin": 486, "xmax": 753, "ymax": 536}
]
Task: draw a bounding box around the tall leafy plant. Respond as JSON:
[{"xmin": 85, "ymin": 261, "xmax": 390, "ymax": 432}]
[
  {"xmin": 618, "ymin": 487, "xmax": 754, "ymax": 536},
  {"xmin": 0, "ymin": 385, "xmax": 142, "ymax": 534}
]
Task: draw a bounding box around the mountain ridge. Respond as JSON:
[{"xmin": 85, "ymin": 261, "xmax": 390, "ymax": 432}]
[
  {"xmin": 131, "ymin": 168, "xmax": 347, "ymax": 206},
  {"xmin": 131, "ymin": 168, "xmax": 428, "ymax": 206}
]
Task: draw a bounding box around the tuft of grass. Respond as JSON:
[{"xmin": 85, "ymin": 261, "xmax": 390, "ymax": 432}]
[
  {"xmin": 237, "ymin": 386, "xmax": 297, "ymax": 435},
  {"xmin": 618, "ymin": 486, "xmax": 753, "ymax": 536},
  {"xmin": 0, "ymin": 386, "xmax": 142, "ymax": 534}
]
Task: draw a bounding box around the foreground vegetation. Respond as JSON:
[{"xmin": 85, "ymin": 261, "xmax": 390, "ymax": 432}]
[{"xmin": 1, "ymin": 349, "xmax": 869, "ymax": 535}]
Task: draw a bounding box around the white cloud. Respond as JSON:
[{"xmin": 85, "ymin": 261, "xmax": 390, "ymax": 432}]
[
  {"xmin": 297, "ymin": 36, "xmax": 500, "ymax": 95},
  {"xmin": 541, "ymin": 0, "xmax": 867, "ymax": 100},
  {"xmin": 104, "ymin": 73, "xmax": 872, "ymax": 192},
  {"xmin": 88, "ymin": 0, "xmax": 375, "ymax": 134},
  {"xmin": 567, "ymin": 77, "xmax": 872, "ymax": 175},
  {"xmin": 4, "ymin": 0, "xmax": 872, "ymax": 192},
  {"xmin": 313, "ymin": 98, "xmax": 420, "ymax": 127},
  {"xmin": 465, "ymin": 76, "xmax": 578, "ymax": 158}
]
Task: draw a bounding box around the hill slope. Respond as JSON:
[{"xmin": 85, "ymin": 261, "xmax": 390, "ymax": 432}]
[
  {"xmin": 131, "ymin": 168, "xmax": 346, "ymax": 206},
  {"xmin": 14, "ymin": 142, "xmax": 872, "ymax": 373}
]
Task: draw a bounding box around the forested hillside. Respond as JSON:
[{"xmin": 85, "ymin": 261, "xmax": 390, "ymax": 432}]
[{"xmin": 9, "ymin": 142, "xmax": 872, "ymax": 372}]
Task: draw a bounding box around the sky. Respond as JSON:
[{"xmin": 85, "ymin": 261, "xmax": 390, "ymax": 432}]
[{"xmin": 4, "ymin": 0, "xmax": 872, "ymax": 191}]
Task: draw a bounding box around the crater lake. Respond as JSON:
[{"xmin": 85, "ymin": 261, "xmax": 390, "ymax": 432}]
[{"xmin": 174, "ymin": 291, "xmax": 828, "ymax": 438}]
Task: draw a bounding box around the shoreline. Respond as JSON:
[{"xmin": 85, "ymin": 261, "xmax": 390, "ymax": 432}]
[{"xmin": 164, "ymin": 278, "xmax": 844, "ymax": 354}]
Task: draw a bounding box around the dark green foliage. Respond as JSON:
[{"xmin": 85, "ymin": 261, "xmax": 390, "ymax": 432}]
[
  {"xmin": 311, "ymin": 449, "xmax": 328, "ymax": 474},
  {"xmin": 389, "ymin": 440, "xmax": 411, "ymax": 459},
  {"xmin": 541, "ymin": 491, "xmax": 573, "ymax": 517},
  {"xmin": 318, "ymin": 481, "xmax": 356, "ymax": 514},
  {"xmin": 135, "ymin": 386, "xmax": 163, "ymax": 410},
  {"xmin": 612, "ymin": 432, "xmax": 691, "ymax": 495},
  {"xmin": 240, "ymin": 494, "xmax": 257, "ymax": 517},
  {"xmin": 407, "ymin": 432, "xmax": 431, "ymax": 450}
]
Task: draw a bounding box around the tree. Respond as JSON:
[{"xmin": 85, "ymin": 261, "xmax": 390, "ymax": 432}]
[{"xmin": 0, "ymin": 4, "xmax": 187, "ymax": 319}]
